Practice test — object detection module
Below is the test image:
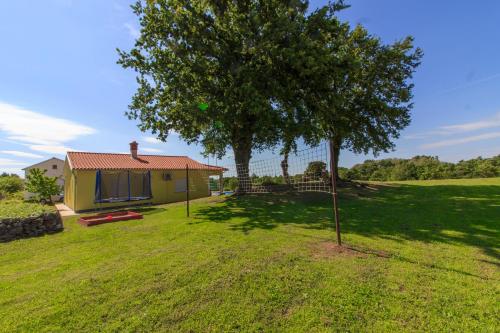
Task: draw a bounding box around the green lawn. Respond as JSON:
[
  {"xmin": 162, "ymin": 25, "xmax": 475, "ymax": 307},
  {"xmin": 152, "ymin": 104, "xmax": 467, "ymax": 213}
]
[{"xmin": 0, "ymin": 178, "xmax": 499, "ymax": 332}]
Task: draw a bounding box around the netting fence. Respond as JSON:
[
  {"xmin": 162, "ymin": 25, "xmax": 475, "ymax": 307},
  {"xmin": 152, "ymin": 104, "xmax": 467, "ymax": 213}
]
[{"xmin": 220, "ymin": 142, "xmax": 334, "ymax": 194}]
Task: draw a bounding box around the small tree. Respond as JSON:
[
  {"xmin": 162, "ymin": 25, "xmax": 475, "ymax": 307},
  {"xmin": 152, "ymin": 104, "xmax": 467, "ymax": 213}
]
[{"xmin": 25, "ymin": 169, "xmax": 60, "ymax": 204}]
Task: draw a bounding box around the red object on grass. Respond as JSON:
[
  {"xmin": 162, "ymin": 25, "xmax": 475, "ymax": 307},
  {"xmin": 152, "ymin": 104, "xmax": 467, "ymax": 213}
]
[{"xmin": 78, "ymin": 211, "xmax": 143, "ymax": 227}]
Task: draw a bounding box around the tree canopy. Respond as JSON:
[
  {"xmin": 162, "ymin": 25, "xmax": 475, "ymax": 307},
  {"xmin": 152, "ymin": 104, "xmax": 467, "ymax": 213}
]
[
  {"xmin": 118, "ymin": 0, "xmax": 422, "ymax": 189},
  {"xmin": 279, "ymin": 17, "xmax": 422, "ymax": 178},
  {"xmin": 119, "ymin": 0, "xmax": 330, "ymax": 189}
]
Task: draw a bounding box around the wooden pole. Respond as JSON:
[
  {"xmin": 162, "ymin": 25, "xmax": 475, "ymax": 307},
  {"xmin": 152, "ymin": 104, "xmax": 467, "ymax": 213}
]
[
  {"xmin": 329, "ymin": 139, "xmax": 341, "ymax": 246},
  {"xmin": 186, "ymin": 164, "xmax": 190, "ymax": 217},
  {"xmin": 219, "ymin": 171, "xmax": 224, "ymax": 195}
]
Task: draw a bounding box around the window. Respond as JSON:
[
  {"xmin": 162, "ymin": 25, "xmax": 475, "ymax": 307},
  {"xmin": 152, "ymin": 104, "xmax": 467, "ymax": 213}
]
[
  {"xmin": 95, "ymin": 170, "xmax": 152, "ymax": 203},
  {"xmin": 174, "ymin": 178, "xmax": 187, "ymax": 193},
  {"xmin": 52, "ymin": 164, "xmax": 58, "ymax": 170}
]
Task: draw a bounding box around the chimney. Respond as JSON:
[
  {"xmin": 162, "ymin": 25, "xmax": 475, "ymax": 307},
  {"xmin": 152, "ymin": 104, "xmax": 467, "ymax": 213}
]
[{"xmin": 130, "ymin": 141, "xmax": 138, "ymax": 159}]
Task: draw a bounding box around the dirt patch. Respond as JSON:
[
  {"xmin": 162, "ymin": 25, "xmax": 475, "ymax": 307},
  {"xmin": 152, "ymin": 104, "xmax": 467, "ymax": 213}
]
[
  {"xmin": 310, "ymin": 241, "xmax": 367, "ymax": 259},
  {"xmin": 310, "ymin": 241, "xmax": 392, "ymax": 259}
]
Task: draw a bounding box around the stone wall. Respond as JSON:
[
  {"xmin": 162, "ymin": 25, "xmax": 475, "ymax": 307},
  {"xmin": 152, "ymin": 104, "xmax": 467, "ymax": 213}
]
[{"xmin": 0, "ymin": 212, "xmax": 63, "ymax": 242}]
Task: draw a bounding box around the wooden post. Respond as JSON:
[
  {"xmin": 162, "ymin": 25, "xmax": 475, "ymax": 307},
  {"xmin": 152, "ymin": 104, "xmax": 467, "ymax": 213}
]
[
  {"xmin": 329, "ymin": 139, "xmax": 341, "ymax": 246},
  {"xmin": 186, "ymin": 164, "xmax": 190, "ymax": 217},
  {"xmin": 219, "ymin": 171, "xmax": 224, "ymax": 195}
]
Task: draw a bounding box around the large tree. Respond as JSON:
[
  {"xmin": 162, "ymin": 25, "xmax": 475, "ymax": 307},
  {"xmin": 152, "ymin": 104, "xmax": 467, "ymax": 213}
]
[
  {"xmin": 118, "ymin": 0, "xmax": 335, "ymax": 191},
  {"xmin": 280, "ymin": 13, "xmax": 423, "ymax": 179}
]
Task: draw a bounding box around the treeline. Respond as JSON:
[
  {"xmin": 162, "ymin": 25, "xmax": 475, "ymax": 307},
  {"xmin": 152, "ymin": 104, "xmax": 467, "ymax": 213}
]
[{"xmin": 339, "ymin": 155, "xmax": 500, "ymax": 181}]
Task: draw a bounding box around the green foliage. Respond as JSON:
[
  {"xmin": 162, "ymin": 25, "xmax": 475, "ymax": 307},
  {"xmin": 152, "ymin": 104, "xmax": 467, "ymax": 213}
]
[
  {"xmin": 1, "ymin": 172, "xmax": 20, "ymax": 178},
  {"xmin": 0, "ymin": 199, "xmax": 55, "ymax": 219},
  {"xmin": 25, "ymin": 168, "xmax": 61, "ymax": 203},
  {"xmin": 343, "ymin": 155, "xmax": 500, "ymax": 181},
  {"xmin": 280, "ymin": 16, "xmax": 422, "ymax": 170},
  {"xmin": 305, "ymin": 161, "xmax": 329, "ymax": 181},
  {"xmin": 223, "ymin": 177, "xmax": 239, "ymax": 191},
  {"xmin": 117, "ymin": 0, "xmax": 321, "ymax": 166},
  {"xmin": 0, "ymin": 176, "xmax": 24, "ymax": 196},
  {"xmin": 119, "ymin": 0, "xmax": 421, "ymax": 192},
  {"xmin": 208, "ymin": 177, "xmax": 219, "ymax": 191},
  {"xmin": 259, "ymin": 176, "xmax": 278, "ymax": 186}
]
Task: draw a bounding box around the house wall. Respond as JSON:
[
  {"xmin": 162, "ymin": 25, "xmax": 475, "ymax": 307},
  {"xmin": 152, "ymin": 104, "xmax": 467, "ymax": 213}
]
[
  {"xmin": 24, "ymin": 158, "xmax": 65, "ymax": 186},
  {"xmin": 63, "ymin": 162, "xmax": 75, "ymax": 210},
  {"xmin": 24, "ymin": 158, "xmax": 65, "ymax": 201},
  {"xmin": 71, "ymin": 169, "xmax": 213, "ymax": 212}
]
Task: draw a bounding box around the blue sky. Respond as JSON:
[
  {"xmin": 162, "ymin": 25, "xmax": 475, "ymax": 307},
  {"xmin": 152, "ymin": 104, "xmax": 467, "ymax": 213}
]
[{"xmin": 1, "ymin": 0, "xmax": 499, "ymax": 176}]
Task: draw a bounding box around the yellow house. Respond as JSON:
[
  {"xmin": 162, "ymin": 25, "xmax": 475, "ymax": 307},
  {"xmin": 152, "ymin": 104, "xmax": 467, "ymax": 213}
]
[{"xmin": 63, "ymin": 141, "xmax": 224, "ymax": 212}]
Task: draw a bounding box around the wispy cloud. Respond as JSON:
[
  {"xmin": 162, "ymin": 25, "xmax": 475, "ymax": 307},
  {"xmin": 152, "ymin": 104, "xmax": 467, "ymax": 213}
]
[
  {"xmin": 405, "ymin": 112, "xmax": 500, "ymax": 140},
  {"xmin": 403, "ymin": 130, "xmax": 449, "ymax": 140},
  {"xmin": 0, "ymin": 158, "xmax": 26, "ymax": 167},
  {"xmin": 142, "ymin": 147, "xmax": 163, "ymax": 153},
  {"xmin": 441, "ymin": 113, "xmax": 500, "ymax": 132},
  {"xmin": 0, "ymin": 167, "xmax": 24, "ymax": 176},
  {"xmin": 0, "ymin": 101, "xmax": 96, "ymax": 155},
  {"xmin": 143, "ymin": 136, "xmax": 161, "ymax": 144},
  {"xmin": 29, "ymin": 145, "xmax": 75, "ymax": 155},
  {"xmin": 124, "ymin": 23, "xmax": 140, "ymax": 39},
  {"xmin": 421, "ymin": 132, "xmax": 500, "ymax": 149},
  {"xmin": 0, "ymin": 150, "xmax": 43, "ymax": 158}
]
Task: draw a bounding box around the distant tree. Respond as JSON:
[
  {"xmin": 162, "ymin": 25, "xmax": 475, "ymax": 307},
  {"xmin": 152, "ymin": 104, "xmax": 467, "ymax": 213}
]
[
  {"xmin": 0, "ymin": 176, "xmax": 24, "ymax": 196},
  {"xmin": 345, "ymin": 155, "xmax": 499, "ymax": 181},
  {"xmin": 224, "ymin": 177, "xmax": 239, "ymax": 191},
  {"xmin": 304, "ymin": 161, "xmax": 329, "ymax": 181},
  {"xmin": 1, "ymin": 172, "xmax": 19, "ymax": 178},
  {"xmin": 25, "ymin": 169, "xmax": 60, "ymax": 204},
  {"xmin": 390, "ymin": 162, "xmax": 417, "ymax": 181},
  {"xmin": 369, "ymin": 169, "xmax": 387, "ymax": 181}
]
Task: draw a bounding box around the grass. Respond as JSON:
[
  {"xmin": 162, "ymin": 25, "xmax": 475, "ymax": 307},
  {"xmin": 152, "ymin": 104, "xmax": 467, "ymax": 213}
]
[
  {"xmin": 0, "ymin": 199, "xmax": 55, "ymax": 219},
  {"xmin": 0, "ymin": 178, "xmax": 499, "ymax": 332}
]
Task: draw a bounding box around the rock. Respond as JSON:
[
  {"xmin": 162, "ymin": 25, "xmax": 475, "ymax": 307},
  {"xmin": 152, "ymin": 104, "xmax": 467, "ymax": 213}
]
[{"xmin": 0, "ymin": 211, "xmax": 63, "ymax": 242}]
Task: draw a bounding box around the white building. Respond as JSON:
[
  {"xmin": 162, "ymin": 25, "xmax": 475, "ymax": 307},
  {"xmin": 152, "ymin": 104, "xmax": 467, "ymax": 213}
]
[{"xmin": 23, "ymin": 157, "xmax": 65, "ymax": 201}]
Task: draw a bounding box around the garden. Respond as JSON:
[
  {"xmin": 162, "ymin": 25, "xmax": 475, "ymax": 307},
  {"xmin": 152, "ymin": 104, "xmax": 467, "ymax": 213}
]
[{"xmin": 0, "ymin": 171, "xmax": 62, "ymax": 241}]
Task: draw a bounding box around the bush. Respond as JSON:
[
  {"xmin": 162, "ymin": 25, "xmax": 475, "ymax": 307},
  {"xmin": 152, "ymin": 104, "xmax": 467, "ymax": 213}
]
[
  {"xmin": 224, "ymin": 177, "xmax": 239, "ymax": 191},
  {"xmin": 0, "ymin": 199, "xmax": 55, "ymax": 219},
  {"xmin": 260, "ymin": 176, "xmax": 277, "ymax": 186},
  {"xmin": 0, "ymin": 176, "xmax": 24, "ymax": 196}
]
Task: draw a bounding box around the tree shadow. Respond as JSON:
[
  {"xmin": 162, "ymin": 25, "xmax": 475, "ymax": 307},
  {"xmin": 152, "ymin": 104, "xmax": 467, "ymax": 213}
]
[
  {"xmin": 192, "ymin": 184, "xmax": 500, "ymax": 263},
  {"xmin": 192, "ymin": 192, "xmax": 333, "ymax": 234}
]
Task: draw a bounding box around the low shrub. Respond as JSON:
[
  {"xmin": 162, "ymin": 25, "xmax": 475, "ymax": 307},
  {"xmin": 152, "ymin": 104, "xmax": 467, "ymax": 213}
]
[
  {"xmin": 0, "ymin": 200, "xmax": 55, "ymax": 219},
  {"xmin": 0, "ymin": 176, "xmax": 24, "ymax": 196}
]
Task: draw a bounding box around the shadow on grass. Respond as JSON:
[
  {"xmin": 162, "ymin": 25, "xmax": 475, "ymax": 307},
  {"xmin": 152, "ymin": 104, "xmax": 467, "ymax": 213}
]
[
  {"xmin": 192, "ymin": 192, "xmax": 333, "ymax": 233},
  {"xmin": 192, "ymin": 184, "xmax": 500, "ymax": 263}
]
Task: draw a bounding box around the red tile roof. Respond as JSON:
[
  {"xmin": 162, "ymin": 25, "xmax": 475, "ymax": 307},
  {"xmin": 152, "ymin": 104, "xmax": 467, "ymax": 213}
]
[{"xmin": 67, "ymin": 152, "xmax": 226, "ymax": 171}]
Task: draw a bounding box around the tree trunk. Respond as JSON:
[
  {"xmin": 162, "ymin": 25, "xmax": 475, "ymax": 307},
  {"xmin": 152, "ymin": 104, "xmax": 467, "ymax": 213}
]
[
  {"xmin": 280, "ymin": 151, "xmax": 291, "ymax": 185},
  {"xmin": 232, "ymin": 135, "xmax": 252, "ymax": 193},
  {"xmin": 332, "ymin": 134, "xmax": 342, "ymax": 182}
]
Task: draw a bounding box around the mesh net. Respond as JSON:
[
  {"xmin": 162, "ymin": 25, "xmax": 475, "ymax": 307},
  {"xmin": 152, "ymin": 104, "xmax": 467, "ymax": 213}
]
[
  {"xmin": 99, "ymin": 170, "xmax": 129, "ymax": 201},
  {"xmin": 96, "ymin": 170, "xmax": 152, "ymax": 202},
  {"xmin": 129, "ymin": 171, "xmax": 152, "ymax": 199},
  {"xmin": 222, "ymin": 142, "xmax": 333, "ymax": 193}
]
